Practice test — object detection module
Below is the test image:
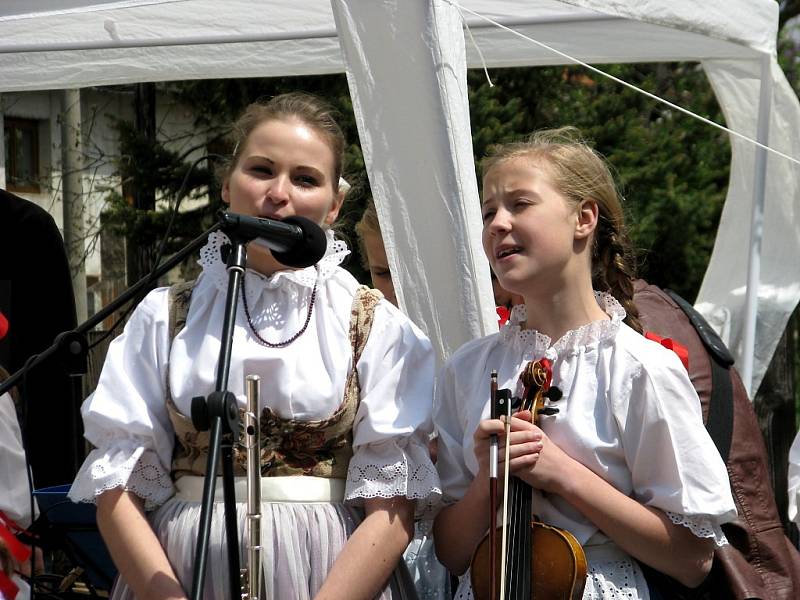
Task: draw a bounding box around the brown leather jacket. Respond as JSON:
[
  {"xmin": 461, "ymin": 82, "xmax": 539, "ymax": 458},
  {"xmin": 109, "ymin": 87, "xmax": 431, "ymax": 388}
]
[{"xmin": 634, "ymin": 279, "xmax": 800, "ymax": 599}]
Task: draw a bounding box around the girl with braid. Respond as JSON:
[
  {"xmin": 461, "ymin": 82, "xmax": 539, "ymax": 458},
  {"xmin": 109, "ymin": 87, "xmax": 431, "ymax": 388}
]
[{"xmin": 433, "ymin": 127, "xmax": 736, "ymax": 598}]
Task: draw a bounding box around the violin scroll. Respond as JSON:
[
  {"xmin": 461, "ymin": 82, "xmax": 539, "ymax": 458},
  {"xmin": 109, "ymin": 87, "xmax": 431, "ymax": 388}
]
[{"xmin": 520, "ymin": 359, "xmax": 563, "ymax": 424}]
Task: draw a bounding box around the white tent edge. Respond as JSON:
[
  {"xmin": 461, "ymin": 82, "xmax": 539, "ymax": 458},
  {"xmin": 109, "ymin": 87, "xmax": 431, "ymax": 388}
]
[{"xmin": 0, "ymin": 0, "xmax": 797, "ymax": 396}]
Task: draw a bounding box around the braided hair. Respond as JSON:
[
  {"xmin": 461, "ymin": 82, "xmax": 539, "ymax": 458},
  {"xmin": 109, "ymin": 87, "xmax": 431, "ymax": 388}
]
[{"xmin": 481, "ymin": 127, "xmax": 643, "ymax": 334}]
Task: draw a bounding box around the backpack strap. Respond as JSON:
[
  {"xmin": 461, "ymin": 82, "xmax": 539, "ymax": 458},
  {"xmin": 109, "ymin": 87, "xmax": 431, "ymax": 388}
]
[
  {"xmin": 664, "ymin": 289, "xmax": 734, "ymax": 463},
  {"xmin": 664, "ymin": 289, "xmax": 734, "ymax": 367}
]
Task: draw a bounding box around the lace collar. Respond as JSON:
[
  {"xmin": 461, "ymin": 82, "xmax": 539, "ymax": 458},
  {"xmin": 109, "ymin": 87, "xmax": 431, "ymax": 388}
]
[
  {"xmin": 198, "ymin": 229, "xmax": 350, "ymax": 303},
  {"xmin": 499, "ymin": 291, "xmax": 626, "ymax": 358}
]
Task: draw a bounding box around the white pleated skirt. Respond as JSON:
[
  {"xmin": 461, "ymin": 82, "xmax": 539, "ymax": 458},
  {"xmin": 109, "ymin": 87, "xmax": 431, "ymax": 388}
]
[{"xmin": 109, "ymin": 496, "xmax": 417, "ymax": 600}]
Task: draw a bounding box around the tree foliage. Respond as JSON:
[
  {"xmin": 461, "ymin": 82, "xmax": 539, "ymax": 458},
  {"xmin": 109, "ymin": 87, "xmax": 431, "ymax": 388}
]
[
  {"xmin": 469, "ymin": 62, "xmax": 729, "ymax": 300},
  {"xmin": 101, "ymin": 75, "xmax": 373, "ymax": 281},
  {"xmin": 102, "ymin": 61, "xmax": 729, "ymax": 300}
]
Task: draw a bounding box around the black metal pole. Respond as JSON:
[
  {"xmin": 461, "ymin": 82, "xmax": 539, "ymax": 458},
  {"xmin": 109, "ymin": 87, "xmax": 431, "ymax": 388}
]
[{"xmin": 189, "ymin": 239, "xmax": 247, "ymax": 600}]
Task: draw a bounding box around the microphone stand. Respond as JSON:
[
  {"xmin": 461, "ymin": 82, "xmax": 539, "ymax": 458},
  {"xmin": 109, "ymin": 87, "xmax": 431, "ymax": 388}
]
[
  {"xmin": 0, "ymin": 213, "xmax": 251, "ymax": 599},
  {"xmin": 188, "ymin": 232, "xmax": 249, "ymax": 600}
]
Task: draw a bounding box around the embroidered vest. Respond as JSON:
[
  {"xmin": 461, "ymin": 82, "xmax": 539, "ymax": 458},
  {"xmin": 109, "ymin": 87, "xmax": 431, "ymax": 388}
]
[{"xmin": 164, "ymin": 280, "xmax": 383, "ymax": 480}]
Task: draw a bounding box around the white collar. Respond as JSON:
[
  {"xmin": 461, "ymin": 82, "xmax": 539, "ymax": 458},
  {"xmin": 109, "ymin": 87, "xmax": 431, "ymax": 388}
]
[
  {"xmin": 198, "ymin": 229, "xmax": 350, "ymax": 304},
  {"xmin": 499, "ymin": 291, "xmax": 626, "ymax": 358}
]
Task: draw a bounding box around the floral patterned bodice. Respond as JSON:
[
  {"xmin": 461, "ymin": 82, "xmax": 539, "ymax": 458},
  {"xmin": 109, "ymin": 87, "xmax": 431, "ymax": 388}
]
[{"xmin": 164, "ymin": 279, "xmax": 382, "ymax": 480}]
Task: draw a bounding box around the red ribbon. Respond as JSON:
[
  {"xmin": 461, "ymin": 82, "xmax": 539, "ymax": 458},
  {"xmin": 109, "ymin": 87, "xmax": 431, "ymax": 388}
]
[
  {"xmin": 0, "ymin": 511, "xmax": 32, "ymax": 599},
  {"xmin": 0, "ymin": 571, "xmax": 19, "ymax": 599},
  {"xmin": 645, "ymin": 331, "xmax": 690, "ymax": 371},
  {"xmin": 496, "ymin": 306, "xmax": 510, "ymax": 327},
  {"xmin": 539, "ymin": 357, "xmax": 553, "ymax": 389}
]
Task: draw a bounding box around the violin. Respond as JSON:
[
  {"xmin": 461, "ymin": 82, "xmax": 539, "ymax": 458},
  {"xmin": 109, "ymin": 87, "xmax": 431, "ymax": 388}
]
[{"xmin": 470, "ymin": 359, "xmax": 587, "ymax": 599}]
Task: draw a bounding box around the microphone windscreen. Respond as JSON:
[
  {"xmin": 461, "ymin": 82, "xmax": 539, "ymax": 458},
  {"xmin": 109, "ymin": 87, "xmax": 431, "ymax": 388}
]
[{"xmin": 272, "ymin": 216, "xmax": 327, "ymax": 268}]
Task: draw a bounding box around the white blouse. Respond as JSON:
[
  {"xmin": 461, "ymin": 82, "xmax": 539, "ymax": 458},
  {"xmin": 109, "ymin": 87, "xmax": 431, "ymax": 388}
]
[
  {"xmin": 434, "ymin": 293, "xmax": 737, "ymax": 548},
  {"xmin": 69, "ymin": 231, "xmax": 440, "ymax": 510},
  {"xmin": 0, "ymin": 391, "xmax": 35, "ymax": 528}
]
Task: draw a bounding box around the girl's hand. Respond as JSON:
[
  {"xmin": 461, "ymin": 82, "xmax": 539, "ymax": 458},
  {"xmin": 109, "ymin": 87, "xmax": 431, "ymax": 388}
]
[
  {"xmin": 506, "ymin": 410, "xmax": 577, "ymax": 494},
  {"xmin": 472, "ymin": 414, "xmax": 544, "ymax": 481},
  {"xmin": 472, "ymin": 417, "xmax": 499, "ymax": 481}
]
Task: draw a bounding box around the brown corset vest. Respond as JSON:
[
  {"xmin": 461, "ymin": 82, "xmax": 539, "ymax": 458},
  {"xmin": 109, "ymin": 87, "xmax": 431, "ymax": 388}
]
[{"xmin": 164, "ymin": 280, "xmax": 383, "ymax": 481}]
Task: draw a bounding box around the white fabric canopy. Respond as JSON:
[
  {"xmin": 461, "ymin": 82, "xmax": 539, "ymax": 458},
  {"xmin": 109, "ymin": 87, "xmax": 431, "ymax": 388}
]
[{"xmin": 0, "ymin": 0, "xmax": 796, "ymax": 393}]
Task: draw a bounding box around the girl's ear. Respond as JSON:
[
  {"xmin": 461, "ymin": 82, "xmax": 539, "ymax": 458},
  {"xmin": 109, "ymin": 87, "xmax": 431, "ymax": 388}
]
[
  {"xmin": 221, "ymin": 178, "xmax": 231, "ymax": 205},
  {"xmin": 325, "ymin": 188, "xmax": 346, "ymax": 225},
  {"xmin": 575, "ymin": 199, "xmax": 599, "ymax": 240}
]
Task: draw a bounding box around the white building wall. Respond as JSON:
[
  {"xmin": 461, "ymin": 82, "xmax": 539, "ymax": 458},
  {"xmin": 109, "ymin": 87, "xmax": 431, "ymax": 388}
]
[{"xmin": 2, "ymin": 87, "xmax": 209, "ymax": 289}]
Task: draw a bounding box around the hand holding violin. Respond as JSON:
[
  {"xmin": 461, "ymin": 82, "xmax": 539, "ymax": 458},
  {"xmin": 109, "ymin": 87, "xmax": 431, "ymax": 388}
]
[
  {"xmin": 469, "ymin": 360, "xmax": 588, "ymax": 600},
  {"xmin": 472, "ymin": 415, "xmax": 544, "ymax": 483},
  {"xmin": 495, "ymin": 410, "xmax": 581, "ymax": 496}
]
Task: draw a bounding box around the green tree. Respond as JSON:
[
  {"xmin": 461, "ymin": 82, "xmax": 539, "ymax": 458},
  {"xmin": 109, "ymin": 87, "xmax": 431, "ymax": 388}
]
[
  {"xmin": 468, "ymin": 62, "xmax": 729, "ymax": 301},
  {"xmin": 101, "ymin": 75, "xmax": 370, "ymax": 286}
]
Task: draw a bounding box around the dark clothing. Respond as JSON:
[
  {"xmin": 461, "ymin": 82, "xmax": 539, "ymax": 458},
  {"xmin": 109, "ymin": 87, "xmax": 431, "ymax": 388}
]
[
  {"xmin": 634, "ymin": 279, "xmax": 800, "ymax": 600},
  {"xmin": 0, "ymin": 188, "xmax": 79, "ymax": 488}
]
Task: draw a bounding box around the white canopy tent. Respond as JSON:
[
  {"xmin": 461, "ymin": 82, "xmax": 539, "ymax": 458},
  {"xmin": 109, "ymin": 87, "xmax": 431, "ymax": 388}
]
[{"xmin": 1, "ymin": 0, "xmax": 797, "ymax": 396}]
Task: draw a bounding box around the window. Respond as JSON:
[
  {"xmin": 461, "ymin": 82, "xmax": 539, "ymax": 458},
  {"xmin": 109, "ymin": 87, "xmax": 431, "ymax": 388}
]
[{"xmin": 4, "ymin": 118, "xmax": 40, "ymax": 193}]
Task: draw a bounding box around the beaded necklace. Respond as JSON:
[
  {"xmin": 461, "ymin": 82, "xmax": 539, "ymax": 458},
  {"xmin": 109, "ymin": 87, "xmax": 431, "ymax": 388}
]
[{"xmin": 240, "ymin": 267, "xmax": 319, "ymax": 348}]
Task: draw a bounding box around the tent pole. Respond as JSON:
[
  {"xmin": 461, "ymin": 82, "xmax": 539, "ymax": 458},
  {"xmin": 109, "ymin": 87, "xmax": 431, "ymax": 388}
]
[
  {"xmin": 61, "ymin": 88, "xmax": 87, "ymax": 324},
  {"xmin": 741, "ymin": 54, "xmax": 773, "ymax": 398}
]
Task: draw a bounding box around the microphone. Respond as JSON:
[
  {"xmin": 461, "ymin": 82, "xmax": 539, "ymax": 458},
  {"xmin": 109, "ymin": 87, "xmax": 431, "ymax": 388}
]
[{"xmin": 219, "ymin": 212, "xmax": 327, "ymax": 268}]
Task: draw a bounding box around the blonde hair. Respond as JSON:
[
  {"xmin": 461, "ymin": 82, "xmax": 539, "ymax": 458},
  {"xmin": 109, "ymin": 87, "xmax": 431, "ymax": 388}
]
[
  {"xmin": 481, "ymin": 127, "xmax": 642, "ymax": 333},
  {"xmin": 355, "ymin": 197, "xmax": 381, "ymax": 270},
  {"xmin": 218, "ymin": 92, "xmax": 346, "ymax": 192}
]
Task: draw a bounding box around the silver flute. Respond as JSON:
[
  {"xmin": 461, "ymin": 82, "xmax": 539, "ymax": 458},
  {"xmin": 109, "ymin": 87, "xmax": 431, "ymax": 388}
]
[{"xmin": 241, "ymin": 374, "xmax": 263, "ymax": 600}]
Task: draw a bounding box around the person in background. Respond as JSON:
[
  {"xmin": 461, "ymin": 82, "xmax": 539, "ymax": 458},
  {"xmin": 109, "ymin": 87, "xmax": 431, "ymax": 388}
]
[
  {"xmin": 0, "ymin": 189, "xmax": 79, "ymax": 490},
  {"xmin": 69, "ymin": 92, "xmax": 440, "ymax": 600},
  {"xmin": 433, "ymin": 127, "xmax": 736, "ymax": 599},
  {"xmin": 354, "ymin": 196, "xmax": 397, "ymax": 307},
  {"xmin": 355, "ymin": 193, "xmax": 451, "ymax": 600},
  {"xmin": 0, "ymin": 363, "xmax": 39, "ymax": 600}
]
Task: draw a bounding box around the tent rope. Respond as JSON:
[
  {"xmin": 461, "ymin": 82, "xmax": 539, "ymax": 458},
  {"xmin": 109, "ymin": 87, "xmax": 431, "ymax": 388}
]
[
  {"xmin": 455, "ymin": 5, "xmax": 494, "ymax": 87},
  {"xmin": 444, "ymin": 0, "xmax": 800, "ymax": 167}
]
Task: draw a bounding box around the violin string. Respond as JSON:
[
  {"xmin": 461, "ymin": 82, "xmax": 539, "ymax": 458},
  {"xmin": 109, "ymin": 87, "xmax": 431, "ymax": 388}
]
[
  {"xmin": 509, "ymin": 477, "xmax": 519, "ymax": 595},
  {"xmin": 499, "ymin": 405, "xmax": 513, "ymax": 599},
  {"xmin": 507, "ymin": 476, "xmax": 516, "ymax": 595}
]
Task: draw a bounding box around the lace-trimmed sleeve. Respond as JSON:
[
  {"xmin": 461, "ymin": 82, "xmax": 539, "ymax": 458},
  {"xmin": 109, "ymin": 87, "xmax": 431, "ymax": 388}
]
[
  {"xmin": 344, "ymin": 301, "xmax": 441, "ymax": 509},
  {"xmin": 69, "ymin": 441, "xmax": 174, "ymax": 511},
  {"xmin": 616, "ymin": 335, "xmax": 737, "ymax": 546},
  {"xmin": 665, "ymin": 511, "xmax": 729, "ymax": 548},
  {"xmin": 345, "ymin": 436, "xmax": 441, "ymax": 512},
  {"xmin": 68, "ymin": 288, "xmax": 177, "ymax": 510}
]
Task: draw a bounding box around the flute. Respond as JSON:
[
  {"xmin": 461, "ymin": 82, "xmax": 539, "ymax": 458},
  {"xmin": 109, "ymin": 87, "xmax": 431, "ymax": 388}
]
[{"xmin": 241, "ymin": 374, "xmax": 263, "ymax": 600}]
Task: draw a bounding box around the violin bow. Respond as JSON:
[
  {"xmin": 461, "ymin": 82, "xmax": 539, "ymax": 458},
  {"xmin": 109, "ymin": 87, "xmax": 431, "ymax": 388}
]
[
  {"xmin": 489, "ymin": 371, "xmax": 498, "ymax": 600},
  {"xmin": 498, "ymin": 380, "xmax": 513, "ymax": 600}
]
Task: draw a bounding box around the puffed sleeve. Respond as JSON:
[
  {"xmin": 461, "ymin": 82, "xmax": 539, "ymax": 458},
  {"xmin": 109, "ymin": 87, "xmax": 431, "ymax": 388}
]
[
  {"xmin": 68, "ymin": 289, "xmax": 175, "ymax": 511},
  {"xmin": 432, "ymin": 353, "xmax": 474, "ymax": 505},
  {"xmin": 344, "ymin": 301, "xmax": 441, "ymax": 509},
  {"xmin": 613, "ymin": 342, "xmax": 737, "ymax": 546}
]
